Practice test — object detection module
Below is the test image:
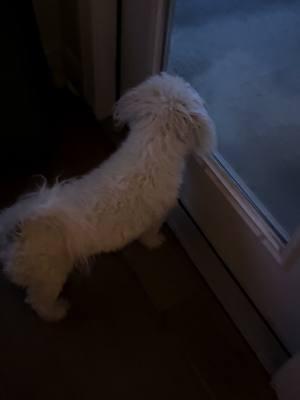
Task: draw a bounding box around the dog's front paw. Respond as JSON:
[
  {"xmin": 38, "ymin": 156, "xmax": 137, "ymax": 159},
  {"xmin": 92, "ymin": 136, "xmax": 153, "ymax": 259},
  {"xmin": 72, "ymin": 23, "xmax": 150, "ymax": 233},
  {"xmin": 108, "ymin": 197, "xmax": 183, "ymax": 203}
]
[{"xmin": 140, "ymin": 232, "xmax": 166, "ymax": 250}]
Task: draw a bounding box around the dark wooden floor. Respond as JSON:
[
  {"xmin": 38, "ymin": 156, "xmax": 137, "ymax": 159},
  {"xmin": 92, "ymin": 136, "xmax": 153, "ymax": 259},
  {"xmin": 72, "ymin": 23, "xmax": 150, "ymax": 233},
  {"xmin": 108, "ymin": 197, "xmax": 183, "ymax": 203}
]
[{"xmin": 0, "ymin": 93, "xmax": 277, "ymax": 399}]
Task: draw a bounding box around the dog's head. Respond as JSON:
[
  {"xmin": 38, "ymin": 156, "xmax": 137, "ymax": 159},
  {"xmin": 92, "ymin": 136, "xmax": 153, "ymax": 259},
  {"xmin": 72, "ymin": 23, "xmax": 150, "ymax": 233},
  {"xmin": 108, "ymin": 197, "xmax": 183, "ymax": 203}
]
[{"xmin": 114, "ymin": 73, "xmax": 216, "ymax": 156}]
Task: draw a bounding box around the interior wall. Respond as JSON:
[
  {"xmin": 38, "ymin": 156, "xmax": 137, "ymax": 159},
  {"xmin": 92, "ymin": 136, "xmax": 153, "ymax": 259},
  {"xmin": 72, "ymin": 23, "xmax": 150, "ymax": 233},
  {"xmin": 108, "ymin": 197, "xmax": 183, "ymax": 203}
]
[{"xmin": 32, "ymin": 0, "xmax": 117, "ymax": 119}]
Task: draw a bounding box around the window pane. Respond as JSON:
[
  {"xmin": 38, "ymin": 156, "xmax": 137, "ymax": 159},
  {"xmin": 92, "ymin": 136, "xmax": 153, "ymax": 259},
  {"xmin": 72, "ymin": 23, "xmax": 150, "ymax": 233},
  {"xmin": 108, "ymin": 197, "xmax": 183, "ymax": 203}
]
[{"xmin": 167, "ymin": 0, "xmax": 300, "ymax": 235}]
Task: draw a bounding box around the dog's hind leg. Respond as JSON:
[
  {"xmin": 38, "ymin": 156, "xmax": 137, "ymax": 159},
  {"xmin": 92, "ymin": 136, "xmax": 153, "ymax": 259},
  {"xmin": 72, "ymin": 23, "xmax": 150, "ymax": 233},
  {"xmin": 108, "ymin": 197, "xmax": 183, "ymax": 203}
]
[
  {"xmin": 5, "ymin": 216, "xmax": 73, "ymax": 321},
  {"xmin": 25, "ymin": 263, "xmax": 71, "ymax": 322},
  {"xmin": 8, "ymin": 251, "xmax": 72, "ymax": 321}
]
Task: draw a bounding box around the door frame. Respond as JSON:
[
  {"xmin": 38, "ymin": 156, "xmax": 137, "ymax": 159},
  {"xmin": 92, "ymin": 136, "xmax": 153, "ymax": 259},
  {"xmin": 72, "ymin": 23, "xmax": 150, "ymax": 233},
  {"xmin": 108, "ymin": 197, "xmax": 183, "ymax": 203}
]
[
  {"xmin": 78, "ymin": 0, "xmax": 117, "ymax": 119},
  {"xmin": 120, "ymin": 0, "xmax": 171, "ymax": 94},
  {"xmin": 120, "ymin": 0, "xmax": 300, "ymax": 373}
]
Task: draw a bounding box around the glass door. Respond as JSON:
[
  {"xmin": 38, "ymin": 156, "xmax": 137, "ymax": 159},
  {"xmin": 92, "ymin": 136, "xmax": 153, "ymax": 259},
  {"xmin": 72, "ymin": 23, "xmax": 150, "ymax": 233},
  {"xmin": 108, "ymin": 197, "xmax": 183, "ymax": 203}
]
[{"xmin": 120, "ymin": 0, "xmax": 300, "ymax": 368}]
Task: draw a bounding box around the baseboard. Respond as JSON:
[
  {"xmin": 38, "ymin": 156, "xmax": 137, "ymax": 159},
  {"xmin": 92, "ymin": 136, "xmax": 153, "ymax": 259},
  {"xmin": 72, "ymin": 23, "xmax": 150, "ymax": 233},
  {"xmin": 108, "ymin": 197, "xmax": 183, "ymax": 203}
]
[{"xmin": 168, "ymin": 204, "xmax": 289, "ymax": 375}]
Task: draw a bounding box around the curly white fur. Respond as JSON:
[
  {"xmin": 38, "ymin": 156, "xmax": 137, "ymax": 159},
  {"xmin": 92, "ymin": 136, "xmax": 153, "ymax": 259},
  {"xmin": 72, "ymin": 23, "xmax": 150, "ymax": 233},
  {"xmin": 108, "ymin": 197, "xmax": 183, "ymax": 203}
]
[{"xmin": 0, "ymin": 73, "xmax": 216, "ymax": 321}]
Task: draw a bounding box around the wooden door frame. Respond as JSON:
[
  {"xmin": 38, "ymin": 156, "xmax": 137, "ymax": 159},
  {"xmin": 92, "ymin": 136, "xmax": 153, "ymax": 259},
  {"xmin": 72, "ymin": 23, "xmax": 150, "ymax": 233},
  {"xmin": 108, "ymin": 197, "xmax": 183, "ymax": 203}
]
[{"xmin": 78, "ymin": 0, "xmax": 117, "ymax": 119}]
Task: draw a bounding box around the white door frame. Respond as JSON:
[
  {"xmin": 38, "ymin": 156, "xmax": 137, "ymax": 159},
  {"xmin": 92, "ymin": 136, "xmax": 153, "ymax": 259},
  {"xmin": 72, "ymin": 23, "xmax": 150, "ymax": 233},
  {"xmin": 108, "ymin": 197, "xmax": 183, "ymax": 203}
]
[
  {"xmin": 120, "ymin": 0, "xmax": 171, "ymax": 93},
  {"xmin": 120, "ymin": 0, "xmax": 300, "ymax": 373}
]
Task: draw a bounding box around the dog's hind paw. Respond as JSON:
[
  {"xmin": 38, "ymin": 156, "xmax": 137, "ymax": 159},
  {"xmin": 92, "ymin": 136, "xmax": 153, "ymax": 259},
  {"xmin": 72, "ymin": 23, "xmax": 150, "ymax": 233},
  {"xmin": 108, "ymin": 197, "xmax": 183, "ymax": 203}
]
[
  {"xmin": 28, "ymin": 297, "xmax": 70, "ymax": 322},
  {"xmin": 140, "ymin": 232, "xmax": 166, "ymax": 249}
]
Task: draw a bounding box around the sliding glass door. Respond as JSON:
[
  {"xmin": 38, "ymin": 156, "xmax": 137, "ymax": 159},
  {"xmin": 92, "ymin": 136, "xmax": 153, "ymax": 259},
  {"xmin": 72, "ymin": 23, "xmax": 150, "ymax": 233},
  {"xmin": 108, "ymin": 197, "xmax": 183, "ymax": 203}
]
[{"xmin": 120, "ymin": 0, "xmax": 300, "ymax": 365}]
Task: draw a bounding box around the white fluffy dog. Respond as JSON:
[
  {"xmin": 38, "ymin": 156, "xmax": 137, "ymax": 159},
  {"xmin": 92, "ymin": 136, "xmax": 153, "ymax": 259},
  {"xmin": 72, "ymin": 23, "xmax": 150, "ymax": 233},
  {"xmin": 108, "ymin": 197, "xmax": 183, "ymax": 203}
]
[{"xmin": 0, "ymin": 73, "xmax": 215, "ymax": 321}]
